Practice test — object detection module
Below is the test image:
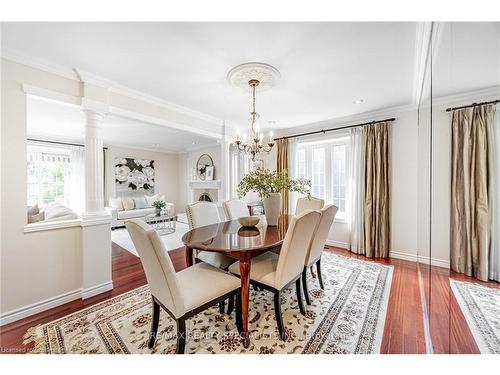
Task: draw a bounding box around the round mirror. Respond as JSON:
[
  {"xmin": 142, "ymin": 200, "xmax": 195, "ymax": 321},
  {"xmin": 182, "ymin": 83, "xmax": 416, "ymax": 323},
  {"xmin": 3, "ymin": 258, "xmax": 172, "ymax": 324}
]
[{"xmin": 196, "ymin": 154, "xmax": 214, "ymax": 180}]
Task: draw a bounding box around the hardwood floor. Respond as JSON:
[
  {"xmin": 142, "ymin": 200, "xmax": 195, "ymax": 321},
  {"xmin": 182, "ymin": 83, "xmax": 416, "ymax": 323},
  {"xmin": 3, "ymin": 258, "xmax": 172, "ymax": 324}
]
[{"xmin": 1, "ymin": 242, "xmax": 494, "ymax": 354}]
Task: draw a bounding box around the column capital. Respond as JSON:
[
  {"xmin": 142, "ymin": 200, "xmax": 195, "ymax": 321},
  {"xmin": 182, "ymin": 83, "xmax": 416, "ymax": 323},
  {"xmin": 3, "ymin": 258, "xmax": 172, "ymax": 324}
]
[{"xmin": 81, "ymin": 98, "xmax": 109, "ymax": 117}]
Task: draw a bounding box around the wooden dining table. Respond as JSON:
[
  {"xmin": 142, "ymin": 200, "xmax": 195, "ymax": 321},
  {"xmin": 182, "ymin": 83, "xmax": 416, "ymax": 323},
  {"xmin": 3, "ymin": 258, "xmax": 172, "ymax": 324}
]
[{"xmin": 181, "ymin": 214, "xmax": 291, "ymax": 348}]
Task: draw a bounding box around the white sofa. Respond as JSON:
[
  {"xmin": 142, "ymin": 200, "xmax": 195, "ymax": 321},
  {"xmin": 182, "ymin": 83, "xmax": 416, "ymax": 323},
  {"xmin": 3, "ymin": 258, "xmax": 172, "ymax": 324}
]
[{"xmin": 106, "ymin": 194, "xmax": 174, "ymax": 229}]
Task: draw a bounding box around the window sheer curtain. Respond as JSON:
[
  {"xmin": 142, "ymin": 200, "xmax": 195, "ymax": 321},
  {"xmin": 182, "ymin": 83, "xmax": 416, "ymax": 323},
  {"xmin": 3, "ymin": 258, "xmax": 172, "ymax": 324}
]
[
  {"xmin": 490, "ymin": 104, "xmax": 500, "ymax": 281},
  {"xmin": 348, "ymin": 127, "xmax": 365, "ymax": 254},
  {"xmin": 69, "ymin": 146, "xmax": 85, "ymax": 215},
  {"xmin": 288, "ymin": 138, "xmax": 298, "ymax": 214},
  {"xmin": 450, "ymin": 104, "xmax": 496, "ymax": 282},
  {"xmin": 277, "ymin": 138, "xmax": 289, "ymax": 215}
]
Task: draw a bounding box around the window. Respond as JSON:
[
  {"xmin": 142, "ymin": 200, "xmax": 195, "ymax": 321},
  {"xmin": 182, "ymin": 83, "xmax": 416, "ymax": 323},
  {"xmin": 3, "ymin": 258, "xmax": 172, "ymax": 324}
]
[
  {"xmin": 296, "ymin": 137, "xmax": 349, "ymax": 220},
  {"xmin": 229, "ymin": 147, "xmax": 252, "ymax": 199},
  {"xmin": 27, "ymin": 144, "xmax": 71, "ymax": 207}
]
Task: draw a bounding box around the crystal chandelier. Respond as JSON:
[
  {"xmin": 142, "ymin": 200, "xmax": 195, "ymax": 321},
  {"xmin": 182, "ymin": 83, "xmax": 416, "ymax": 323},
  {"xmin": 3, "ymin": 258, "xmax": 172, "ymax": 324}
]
[{"xmin": 234, "ymin": 79, "xmax": 275, "ymax": 161}]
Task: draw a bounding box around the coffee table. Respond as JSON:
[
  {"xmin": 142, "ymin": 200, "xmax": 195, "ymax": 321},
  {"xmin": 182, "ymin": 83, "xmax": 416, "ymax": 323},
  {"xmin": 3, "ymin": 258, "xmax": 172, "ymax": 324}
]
[{"xmin": 145, "ymin": 212, "xmax": 177, "ymax": 235}]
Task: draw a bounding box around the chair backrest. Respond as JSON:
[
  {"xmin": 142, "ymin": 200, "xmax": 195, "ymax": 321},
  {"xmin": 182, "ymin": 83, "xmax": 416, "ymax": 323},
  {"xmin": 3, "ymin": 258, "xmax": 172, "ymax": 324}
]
[
  {"xmin": 185, "ymin": 201, "xmax": 221, "ymax": 230},
  {"xmin": 223, "ymin": 199, "xmax": 249, "ymax": 220},
  {"xmin": 125, "ymin": 219, "xmax": 184, "ymax": 317},
  {"xmin": 275, "ymin": 209, "xmax": 321, "ymax": 289},
  {"xmin": 305, "ymin": 204, "xmax": 338, "ymax": 266},
  {"xmin": 295, "ymin": 196, "xmax": 325, "ymax": 215}
]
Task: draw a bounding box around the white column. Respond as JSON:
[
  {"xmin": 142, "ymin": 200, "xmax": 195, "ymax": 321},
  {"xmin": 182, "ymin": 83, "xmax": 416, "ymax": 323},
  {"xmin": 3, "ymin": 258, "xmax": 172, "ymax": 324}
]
[
  {"xmin": 83, "ymin": 109, "xmax": 106, "ymax": 217},
  {"xmin": 80, "ymin": 106, "xmax": 112, "ymax": 299}
]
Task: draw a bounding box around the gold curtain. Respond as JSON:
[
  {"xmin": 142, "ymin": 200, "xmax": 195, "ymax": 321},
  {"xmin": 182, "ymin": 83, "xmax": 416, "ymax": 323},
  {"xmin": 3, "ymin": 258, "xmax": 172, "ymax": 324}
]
[
  {"xmin": 450, "ymin": 105, "xmax": 496, "ymax": 281},
  {"xmin": 363, "ymin": 122, "xmax": 390, "ymax": 258},
  {"xmin": 277, "ymin": 138, "xmax": 289, "ymax": 215}
]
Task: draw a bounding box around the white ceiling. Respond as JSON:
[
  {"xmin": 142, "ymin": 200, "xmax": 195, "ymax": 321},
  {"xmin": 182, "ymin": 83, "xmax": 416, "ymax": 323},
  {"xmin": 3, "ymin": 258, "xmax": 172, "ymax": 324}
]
[
  {"xmin": 4, "ymin": 22, "xmax": 500, "ymax": 135},
  {"xmin": 2, "ymin": 22, "xmax": 418, "ymax": 129},
  {"xmin": 433, "ymin": 22, "xmax": 500, "ymax": 97},
  {"xmin": 27, "ymin": 96, "xmax": 216, "ymax": 152}
]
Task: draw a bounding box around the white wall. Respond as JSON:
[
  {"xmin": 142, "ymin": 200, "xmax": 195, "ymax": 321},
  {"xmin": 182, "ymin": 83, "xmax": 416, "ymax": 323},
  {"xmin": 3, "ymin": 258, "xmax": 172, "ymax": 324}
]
[{"xmin": 105, "ymin": 145, "xmax": 181, "ymax": 212}]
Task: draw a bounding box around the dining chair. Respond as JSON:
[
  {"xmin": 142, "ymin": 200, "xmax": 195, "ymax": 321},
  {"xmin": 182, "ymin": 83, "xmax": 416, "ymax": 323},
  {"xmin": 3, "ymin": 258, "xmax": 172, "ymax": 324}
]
[
  {"xmin": 295, "ymin": 196, "xmax": 325, "ymax": 215},
  {"xmin": 185, "ymin": 202, "xmax": 236, "ymax": 270},
  {"xmin": 126, "ymin": 219, "xmax": 242, "ymax": 354},
  {"xmin": 223, "ymin": 199, "xmax": 250, "ymax": 220},
  {"xmin": 186, "ymin": 201, "xmax": 237, "ymax": 314},
  {"xmin": 228, "ymin": 209, "xmax": 321, "ymax": 340},
  {"xmin": 302, "ymin": 204, "xmax": 338, "ymax": 304}
]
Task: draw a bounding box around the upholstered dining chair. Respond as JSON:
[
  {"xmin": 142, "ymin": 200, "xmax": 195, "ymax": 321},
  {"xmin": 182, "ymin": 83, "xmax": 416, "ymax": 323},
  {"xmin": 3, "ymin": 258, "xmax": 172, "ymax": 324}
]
[
  {"xmin": 126, "ymin": 219, "xmax": 242, "ymax": 354},
  {"xmin": 301, "ymin": 204, "xmax": 338, "ymax": 305},
  {"xmin": 228, "ymin": 209, "xmax": 321, "ymax": 340},
  {"xmin": 185, "ymin": 202, "xmax": 236, "ymax": 270},
  {"xmin": 223, "ymin": 199, "xmax": 250, "ymax": 220},
  {"xmin": 295, "ymin": 196, "xmax": 325, "ymax": 215}
]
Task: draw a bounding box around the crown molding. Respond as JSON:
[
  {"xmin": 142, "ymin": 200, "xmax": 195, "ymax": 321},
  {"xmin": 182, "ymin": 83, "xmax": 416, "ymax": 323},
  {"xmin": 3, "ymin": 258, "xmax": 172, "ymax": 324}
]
[
  {"xmin": 185, "ymin": 142, "xmax": 220, "ymax": 153},
  {"xmin": 2, "ymin": 48, "xmax": 79, "ymax": 80},
  {"xmin": 412, "ymin": 22, "xmax": 433, "ymax": 105},
  {"xmin": 432, "ymin": 86, "xmax": 500, "ymax": 111},
  {"xmin": 105, "ymin": 141, "xmax": 180, "ymax": 155},
  {"xmin": 3, "ymin": 48, "xmax": 225, "ymax": 131}
]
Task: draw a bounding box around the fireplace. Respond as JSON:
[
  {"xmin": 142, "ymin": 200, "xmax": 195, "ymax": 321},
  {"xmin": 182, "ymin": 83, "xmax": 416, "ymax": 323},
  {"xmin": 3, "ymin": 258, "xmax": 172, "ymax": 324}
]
[{"xmin": 198, "ymin": 192, "xmax": 213, "ymax": 202}]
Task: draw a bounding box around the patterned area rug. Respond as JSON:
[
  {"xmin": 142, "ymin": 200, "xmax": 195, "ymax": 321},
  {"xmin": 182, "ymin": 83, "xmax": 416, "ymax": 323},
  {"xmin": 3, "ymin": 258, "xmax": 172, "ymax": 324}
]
[
  {"xmin": 450, "ymin": 280, "xmax": 500, "ymax": 353},
  {"xmin": 24, "ymin": 253, "xmax": 393, "ymax": 354}
]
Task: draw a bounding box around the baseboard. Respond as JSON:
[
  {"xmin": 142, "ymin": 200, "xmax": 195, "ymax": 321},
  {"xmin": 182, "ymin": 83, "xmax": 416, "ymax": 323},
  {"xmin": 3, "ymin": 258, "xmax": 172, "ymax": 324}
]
[
  {"xmin": 0, "ymin": 288, "xmax": 82, "ymax": 325},
  {"xmin": 325, "ymin": 240, "xmax": 349, "ymax": 249},
  {"xmin": 390, "ymin": 251, "xmax": 450, "ymax": 269},
  {"xmin": 0, "ymin": 281, "xmax": 114, "ymax": 325},
  {"xmin": 81, "ymin": 281, "xmax": 114, "ymax": 300}
]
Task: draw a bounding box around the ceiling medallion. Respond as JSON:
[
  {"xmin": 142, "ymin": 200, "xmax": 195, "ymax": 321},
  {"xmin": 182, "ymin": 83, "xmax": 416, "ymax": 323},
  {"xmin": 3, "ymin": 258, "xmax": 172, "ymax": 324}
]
[{"xmin": 227, "ymin": 62, "xmax": 281, "ymax": 91}]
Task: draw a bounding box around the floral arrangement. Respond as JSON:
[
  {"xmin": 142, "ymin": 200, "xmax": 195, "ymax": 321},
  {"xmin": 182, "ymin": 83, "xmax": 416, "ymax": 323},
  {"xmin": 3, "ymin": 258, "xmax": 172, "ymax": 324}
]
[
  {"xmin": 152, "ymin": 200, "xmax": 166, "ymax": 210},
  {"xmin": 115, "ymin": 158, "xmax": 155, "ymax": 191},
  {"xmin": 237, "ymin": 168, "xmax": 311, "ymax": 199}
]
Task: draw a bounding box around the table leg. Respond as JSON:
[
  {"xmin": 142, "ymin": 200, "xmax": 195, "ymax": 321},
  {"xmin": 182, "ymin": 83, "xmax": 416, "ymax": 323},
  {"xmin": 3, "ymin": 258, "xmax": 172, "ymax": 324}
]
[
  {"xmin": 185, "ymin": 246, "xmax": 193, "ymax": 267},
  {"xmin": 239, "ymin": 259, "xmax": 251, "ymax": 348}
]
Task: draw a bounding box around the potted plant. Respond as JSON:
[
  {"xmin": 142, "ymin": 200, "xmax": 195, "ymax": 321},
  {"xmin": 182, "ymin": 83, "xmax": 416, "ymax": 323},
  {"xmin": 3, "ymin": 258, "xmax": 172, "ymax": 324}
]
[
  {"xmin": 153, "ymin": 200, "xmax": 166, "ymax": 215},
  {"xmin": 237, "ymin": 168, "xmax": 311, "ymax": 225}
]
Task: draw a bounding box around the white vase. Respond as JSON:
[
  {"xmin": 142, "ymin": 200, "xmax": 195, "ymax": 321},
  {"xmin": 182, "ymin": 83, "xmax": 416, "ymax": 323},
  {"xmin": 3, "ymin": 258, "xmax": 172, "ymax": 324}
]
[{"xmin": 263, "ymin": 192, "xmax": 282, "ymax": 226}]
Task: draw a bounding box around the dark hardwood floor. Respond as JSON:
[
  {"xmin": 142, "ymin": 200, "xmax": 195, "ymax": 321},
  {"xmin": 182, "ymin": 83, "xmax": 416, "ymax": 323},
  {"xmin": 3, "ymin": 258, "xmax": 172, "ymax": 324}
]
[{"xmin": 1, "ymin": 242, "xmax": 495, "ymax": 354}]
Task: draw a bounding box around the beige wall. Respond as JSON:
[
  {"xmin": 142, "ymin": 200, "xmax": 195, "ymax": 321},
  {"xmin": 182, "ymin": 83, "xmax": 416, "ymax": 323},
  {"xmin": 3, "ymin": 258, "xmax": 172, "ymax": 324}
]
[
  {"xmin": 1, "ymin": 59, "xmax": 84, "ymax": 316},
  {"xmin": 105, "ymin": 145, "xmax": 181, "ymax": 212}
]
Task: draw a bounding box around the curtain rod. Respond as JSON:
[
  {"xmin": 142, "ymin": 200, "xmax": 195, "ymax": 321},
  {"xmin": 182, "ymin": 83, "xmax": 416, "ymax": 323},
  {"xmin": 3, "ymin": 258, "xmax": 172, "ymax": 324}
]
[
  {"xmin": 446, "ymin": 99, "xmax": 500, "ymax": 112},
  {"xmin": 27, "ymin": 138, "xmax": 108, "ymax": 150},
  {"xmin": 273, "ymin": 118, "xmax": 396, "ymax": 141}
]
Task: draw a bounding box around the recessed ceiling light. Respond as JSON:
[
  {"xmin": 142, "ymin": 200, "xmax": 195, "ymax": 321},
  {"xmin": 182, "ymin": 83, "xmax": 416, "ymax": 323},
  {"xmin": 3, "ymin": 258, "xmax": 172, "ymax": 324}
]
[
  {"xmin": 353, "ymin": 99, "xmax": 364, "ymax": 105},
  {"xmin": 191, "ymin": 141, "xmax": 196, "ymax": 145}
]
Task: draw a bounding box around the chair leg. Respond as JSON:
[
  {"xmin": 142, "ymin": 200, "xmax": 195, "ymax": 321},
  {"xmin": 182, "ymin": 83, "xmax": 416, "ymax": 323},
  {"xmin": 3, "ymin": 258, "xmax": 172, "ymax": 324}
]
[
  {"xmin": 219, "ymin": 300, "xmax": 225, "ymax": 314},
  {"xmin": 235, "ymin": 292, "xmax": 243, "ymax": 334},
  {"xmin": 310, "ymin": 265, "xmax": 316, "ymax": 278},
  {"xmin": 227, "ymin": 294, "xmax": 235, "ymax": 315},
  {"xmin": 274, "ymin": 291, "xmax": 287, "ymax": 341},
  {"xmin": 301, "ymin": 268, "xmax": 311, "ymax": 305},
  {"xmin": 316, "ymin": 259, "xmax": 324, "ymax": 290},
  {"xmin": 176, "ymin": 317, "xmax": 186, "ymax": 354},
  {"xmin": 148, "ymin": 298, "xmax": 160, "ymax": 349},
  {"xmin": 295, "ymin": 279, "xmax": 306, "ymax": 315}
]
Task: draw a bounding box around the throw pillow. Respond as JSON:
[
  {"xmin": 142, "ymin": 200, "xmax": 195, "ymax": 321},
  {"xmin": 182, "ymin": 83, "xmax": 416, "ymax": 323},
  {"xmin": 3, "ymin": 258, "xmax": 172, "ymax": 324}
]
[
  {"xmin": 144, "ymin": 194, "xmax": 159, "ymax": 207},
  {"xmin": 27, "ymin": 204, "xmax": 39, "ymax": 218},
  {"xmin": 109, "ymin": 198, "xmax": 124, "ymax": 211},
  {"xmin": 28, "ymin": 212, "xmax": 45, "ymax": 224},
  {"xmin": 134, "ymin": 197, "xmax": 148, "ymax": 209},
  {"xmin": 122, "ymin": 197, "xmax": 135, "ymax": 210}
]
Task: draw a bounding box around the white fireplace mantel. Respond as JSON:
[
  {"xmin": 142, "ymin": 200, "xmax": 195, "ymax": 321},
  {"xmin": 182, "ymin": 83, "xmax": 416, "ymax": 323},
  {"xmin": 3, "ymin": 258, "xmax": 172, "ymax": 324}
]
[{"xmin": 188, "ymin": 180, "xmax": 222, "ymax": 190}]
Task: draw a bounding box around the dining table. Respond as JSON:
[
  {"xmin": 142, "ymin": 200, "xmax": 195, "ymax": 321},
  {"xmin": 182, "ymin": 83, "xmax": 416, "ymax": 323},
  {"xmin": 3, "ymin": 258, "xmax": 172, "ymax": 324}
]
[{"xmin": 181, "ymin": 214, "xmax": 291, "ymax": 348}]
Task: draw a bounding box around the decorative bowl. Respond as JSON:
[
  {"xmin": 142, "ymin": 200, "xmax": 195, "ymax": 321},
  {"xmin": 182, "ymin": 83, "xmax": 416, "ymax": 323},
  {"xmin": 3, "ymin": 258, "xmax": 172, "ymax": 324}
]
[{"xmin": 238, "ymin": 216, "xmax": 260, "ymax": 227}]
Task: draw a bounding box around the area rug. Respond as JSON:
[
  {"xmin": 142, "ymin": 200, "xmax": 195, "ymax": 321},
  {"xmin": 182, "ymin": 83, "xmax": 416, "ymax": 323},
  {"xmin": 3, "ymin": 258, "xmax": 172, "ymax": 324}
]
[
  {"xmin": 450, "ymin": 280, "xmax": 500, "ymax": 354},
  {"xmin": 111, "ymin": 221, "xmax": 190, "ymax": 257},
  {"xmin": 23, "ymin": 253, "xmax": 393, "ymax": 354}
]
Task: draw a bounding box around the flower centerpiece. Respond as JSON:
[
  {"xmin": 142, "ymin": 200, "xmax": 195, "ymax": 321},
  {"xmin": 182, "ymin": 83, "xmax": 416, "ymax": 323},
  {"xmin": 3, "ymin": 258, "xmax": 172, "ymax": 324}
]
[
  {"xmin": 153, "ymin": 200, "xmax": 166, "ymax": 215},
  {"xmin": 237, "ymin": 168, "xmax": 311, "ymax": 225}
]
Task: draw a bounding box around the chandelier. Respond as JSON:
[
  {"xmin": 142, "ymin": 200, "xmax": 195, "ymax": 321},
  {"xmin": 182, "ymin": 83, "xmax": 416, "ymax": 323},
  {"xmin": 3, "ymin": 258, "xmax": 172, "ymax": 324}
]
[{"xmin": 234, "ymin": 79, "xmax": 275, "ymax": 161}]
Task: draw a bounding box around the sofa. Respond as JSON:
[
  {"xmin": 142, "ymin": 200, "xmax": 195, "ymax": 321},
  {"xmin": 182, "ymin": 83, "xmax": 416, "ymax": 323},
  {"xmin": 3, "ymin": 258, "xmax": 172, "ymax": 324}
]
[{"xmin": 106, "ymin": 194, "xmax": 174, "ymax": 229}]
